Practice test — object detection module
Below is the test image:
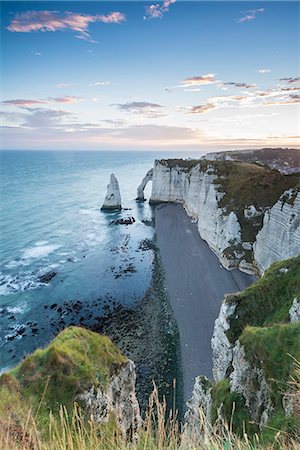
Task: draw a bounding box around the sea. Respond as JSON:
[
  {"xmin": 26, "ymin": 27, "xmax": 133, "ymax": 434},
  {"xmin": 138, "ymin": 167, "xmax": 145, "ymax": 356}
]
[{"xmin": 0, "ymin": 150, "xmax": 205, "ymax": 372}]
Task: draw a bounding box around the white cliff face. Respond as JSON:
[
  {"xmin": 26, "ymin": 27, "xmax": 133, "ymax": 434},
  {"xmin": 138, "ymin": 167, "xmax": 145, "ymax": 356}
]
[
  {"xmin": 79, "ymin": 360, "xmax": 140, "ymax": 436},
  {"xmin": 185, "ymin": 376, "xmax": 212, "ymax": 429},
  {"xmin": 211, "ymin": 299, "xmax": 236, "ymax": 382},
  {"xmin": 289, "ymin": 297, "xmax": 300, "ymax": 322},
  {"xmin": 254, "ymin": 190, "xmax": 300, "ymax": 274},
  {"xmin": 101, "ymin": 173, "xmax": 122, "ymax": 211},
  {"xmin": 230, "ymin": 341, "xmax": 273, "ymax": 426},
  {"xmin": 136, "ymin": 168, "xmax": 153, "ymax": 201},
  {"xmin": 150, "ymin": 161, "xmax": 244, "ymax": 269}
]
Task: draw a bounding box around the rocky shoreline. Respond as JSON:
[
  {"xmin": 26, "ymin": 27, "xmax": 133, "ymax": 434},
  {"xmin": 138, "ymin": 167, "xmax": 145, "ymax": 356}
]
[{"xmin": 91, "ymin": 241, "xmax": 183, "ymax": 415}]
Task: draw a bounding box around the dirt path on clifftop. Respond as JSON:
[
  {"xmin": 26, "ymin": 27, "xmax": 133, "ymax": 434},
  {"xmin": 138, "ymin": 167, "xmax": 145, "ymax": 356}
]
[{"xmin": 155, "ymin": 203, "xmax": 255, "ymax": 403}]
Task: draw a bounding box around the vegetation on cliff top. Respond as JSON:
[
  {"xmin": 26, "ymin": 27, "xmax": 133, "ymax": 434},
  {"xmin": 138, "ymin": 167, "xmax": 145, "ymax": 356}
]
[
  {"xmin": 0, "ymin": 327, "xmax": 127, "ymax": 423},
  {"xmin": 226, "ymin": 255, "xmax": 300, "ymax": 343}
]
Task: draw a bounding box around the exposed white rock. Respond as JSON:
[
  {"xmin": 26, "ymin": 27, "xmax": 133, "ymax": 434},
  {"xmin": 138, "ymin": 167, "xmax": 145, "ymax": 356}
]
[
  {"xmin": 136, "ymin": 168, "xmax": 153, "ymax": 201},
  {"xmin": 150, "ymin": 161, "xmax": 243, "ymax": 269},
  {"xmin": 101, "ymin": 173, "xmax": 122, "ymax": 211},
  {"xmin": 79, "ymin": 360, "xmax": 140, "ymax": 436},
  {"xmin": 289, "ymin": 297, "xmax": 300, "ymax": 322},
  {"xmin": 211, "ymin": 298, "xmax": 236, "ymax": 382},
  {"xmin": 230, "ymin": 341, "xmax": 273, "ymax": 426},
  {"xmin": 185, "ymin": 376, "xmax": 212, "ymax": 429},
  {"xmin": 253, "ymin": 189, "xmax": 300, "ymax": 273},
  {"xmin": 244, "ymin": 205, "xmax": 262, "ymax": 219}
]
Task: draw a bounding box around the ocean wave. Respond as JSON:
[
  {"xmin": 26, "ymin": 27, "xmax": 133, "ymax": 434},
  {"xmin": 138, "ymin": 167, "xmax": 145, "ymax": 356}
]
[
  {"xmin": 0, "ymin": 264, "xmax": 59, "ymax": 296},
  {"xmin": 22, "ymin": 243, "xmax": 61, "ymax": 260}
]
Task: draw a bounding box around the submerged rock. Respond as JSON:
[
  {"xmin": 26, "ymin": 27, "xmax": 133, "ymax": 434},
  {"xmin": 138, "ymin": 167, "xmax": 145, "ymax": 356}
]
[
  {"xmin": 110, "ymin": 217, "xmax": 135, "ymax": 225},
  {"xmin": 101, "ymin": 173, "xmax": 122, "ymax": 211}
]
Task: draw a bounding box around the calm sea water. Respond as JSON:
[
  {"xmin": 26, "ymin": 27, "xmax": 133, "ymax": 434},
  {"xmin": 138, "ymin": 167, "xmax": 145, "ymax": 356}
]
[{"xmin": 0, "ymin": 150, "xmax": 204, "ymax": 371}]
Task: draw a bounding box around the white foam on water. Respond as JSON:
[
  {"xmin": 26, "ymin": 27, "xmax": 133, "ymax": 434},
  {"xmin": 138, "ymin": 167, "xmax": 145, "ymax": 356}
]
[
  {"xmin": 22, "ymin": 244, "xmax": 61, "ymax": 260},
  {"xmin": 35, "ymin": 240, "xmax": 49, "ymax": 246},
  {"xmin": 6, "ymin": 302, "xmax": 28, "ymax": 314}
]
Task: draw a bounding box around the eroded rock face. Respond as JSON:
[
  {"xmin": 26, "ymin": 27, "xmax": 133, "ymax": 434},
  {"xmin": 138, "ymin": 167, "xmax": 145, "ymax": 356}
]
[
  {"xmin": 211, "ymin": 299, "xmax": 236, "ymax": 382},
  {"xmin": 185, "ymin": 376, "xmax": 212, "ymax": 430},
  {"xmin": 101, "ymin": 173, "xmax": 122, "ymax": 211},
  {"xmin": 136, "ymin": 169, "xmax": 153, "ymax": 201},
  {"xmin": 79, "ymin": 360, "xmax": 141, "ymax": 436},
  {"xmin": 289, "ymin": 297, "xmax": 300, "ymax": 322},
  {"xmin": 149, "ymin": 161, "xmax": 244, "ymax": 270},
  {"xmin": 230, "ymin": 341, "xmax": 273, "ymax": 426},
  {"xmin": 253, "ymin": 189, "xmax": 300, "ymax": 274}
]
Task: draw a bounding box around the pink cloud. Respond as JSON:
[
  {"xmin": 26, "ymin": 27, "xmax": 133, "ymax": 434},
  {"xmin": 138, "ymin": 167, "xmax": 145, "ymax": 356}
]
[
  {"xmin": 144, "ymin": 0, "xmax": 176, "ymax": 20},
  {"xmin": 183, "ymin": 74, "xmax": 217, "ymax": 86},
  {"xmin": 1, "ymin": 96, "xmax": 83, "ymax": 107},
  {"xmin": 7, "ymin": 10, "xmax": 126, "ymax": 42}
]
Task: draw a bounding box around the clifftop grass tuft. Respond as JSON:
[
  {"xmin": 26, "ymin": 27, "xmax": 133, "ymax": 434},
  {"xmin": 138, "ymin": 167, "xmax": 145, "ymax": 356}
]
[
  {"xmin": 226, "ymin": 255, "xmax": 300, "ymax": 344},
  {"xmin": 1, "ymin": 327, "xmax": 127, "ymax": 421}
]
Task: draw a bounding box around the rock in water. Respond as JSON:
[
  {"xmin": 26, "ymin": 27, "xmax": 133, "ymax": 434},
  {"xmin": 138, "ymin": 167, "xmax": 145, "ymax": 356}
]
[{"xmin": 101, "ymin": 173, "xmax": 122, "ymax": 211}]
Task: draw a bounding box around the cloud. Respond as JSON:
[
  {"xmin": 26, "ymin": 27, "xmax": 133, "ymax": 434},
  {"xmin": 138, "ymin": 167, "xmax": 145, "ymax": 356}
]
[
  {"xmin": 31, "ymin": 50, "xmax": 42, "ymax": 56},
  {"xmin": 1, "ymin": 96, "xmax": 83, "ymax": 107},
  {"xmin": 279, "ymin": 77, "xmax": 300, "ymax": 84},
  {"xmin": 56, "ymin": 82, "xmax": 72, "ymax": 89},
  {"xmin": 258, "ymin": 69, "xmax": 271, "ymax": 74},
  {"xmin": 190, "ymin": 103, "xmax": 216, "ymax": 114},
  {"xmin": 238, "ymin": 8, "xmax": 264, "ymax": 23},
  {"xmin": 144, "ymin": 0, "xmax": 176, "ymax": 20},
  {"xmin": 89, "ymin": 81, "xmax": 111, "ymax": 86},
  {"xmin": 7, "ymin": 10, "xmax": 126, "ymax": 42},
  {"xmin": 183, "ymin": 73, "xmax": 217, "ymax": 87},
  {"xmin": 113, "ymin": 101, "xmax": 165, "ymax": 117},
  {"xmin": 223, "ymin": 82, "xmax": 256, "ymax": 89}
]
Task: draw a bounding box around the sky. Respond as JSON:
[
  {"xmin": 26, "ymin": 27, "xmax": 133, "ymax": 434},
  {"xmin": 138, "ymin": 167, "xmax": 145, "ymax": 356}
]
[{"xmin": 0, "ymin": 1, "xmax": 299, "ymax": 150}]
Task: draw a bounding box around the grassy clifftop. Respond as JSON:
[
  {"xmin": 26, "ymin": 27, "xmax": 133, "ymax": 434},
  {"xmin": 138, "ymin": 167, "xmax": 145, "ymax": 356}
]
[
  {"xmin": 0, "ymin": 327, "xmax": 127, "ymax": 424},
  {"xmin": 226, "ymin": 255, "xmax": 300, "ymax": 343},
  {"xmin": 207, "ymin": 256, "xmax": 300, "ymax": 442}
]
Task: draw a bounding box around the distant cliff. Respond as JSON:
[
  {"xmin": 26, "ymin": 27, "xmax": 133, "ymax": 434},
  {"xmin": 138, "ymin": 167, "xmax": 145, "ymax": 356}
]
[{"xmin": 147, "ymin": 157, "xmax": 299, "ymax": 274}]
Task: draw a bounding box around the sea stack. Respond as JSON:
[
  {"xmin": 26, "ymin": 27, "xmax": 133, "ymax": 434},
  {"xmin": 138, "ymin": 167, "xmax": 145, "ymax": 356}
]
[{"xmin": 101, "ymin": 173, "xmax": 122, "ymax": 211}]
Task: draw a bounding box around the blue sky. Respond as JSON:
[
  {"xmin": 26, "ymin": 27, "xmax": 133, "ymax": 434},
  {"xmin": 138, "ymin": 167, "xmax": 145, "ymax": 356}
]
[{"xmin": 1, "ymin": 1, "xmax": 299, "ymax": 150}]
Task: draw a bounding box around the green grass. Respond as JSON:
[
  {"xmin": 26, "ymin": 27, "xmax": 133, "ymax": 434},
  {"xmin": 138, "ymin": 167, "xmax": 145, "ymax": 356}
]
[
  {"xmin": 1, "ymin": 327, "xmax": 127, "ymax": 423},
  {"xmin": 240, "ymin": 322, "xmax": 300, "ymax": 408},
  {"xmin": 211, "ymin": 379, "xmax": 258, "ymax": 436},
  {"xmin": 226, "ymin": 255, "xmax": 300, "ymax": 344}
]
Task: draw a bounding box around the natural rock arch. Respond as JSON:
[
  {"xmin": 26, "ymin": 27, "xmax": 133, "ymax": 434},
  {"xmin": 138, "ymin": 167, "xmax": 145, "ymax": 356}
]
[{"xmin": 136, "ymin": 169, "xmax": 153, "ymax": 201}]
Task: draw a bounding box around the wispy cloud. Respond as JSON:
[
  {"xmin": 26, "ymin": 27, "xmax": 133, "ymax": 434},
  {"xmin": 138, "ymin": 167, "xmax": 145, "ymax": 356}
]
[
  {"xmin": 223, "ymin": 81, "xmax": 256, "ymax": 89},
  {"xmin": 188, "ymin": 85, "xmax": 300, "ymax": 114},
  {"xmin": 30, "ymin": 50, "xmax": 42, "ymax": 56},
  {"xmin": 238, "ymin": 8, "xmax": 264, "ymax": 23},
  {"xmin": 258, "ymin": 68, "xmax": 271, "ymax": 74},
  {"xmin": 89, "ymin": 81, "xmax": 111, "ymax": 87},
  {"xmin": 113, "ymin": 101, "xmax": 165, "ymax": 118},
  {"xmin": 7, "ymin": 10, "xmax": 126, "ymax": 42},
  {"xmin": 56, "ymin": 82, "xmax": 72, "ymax": 89},
  {"xmin": 144, "ymin": 0, "xmax": 176, "ymax": 20},
  {"xmin": 1, "ymin": 96, "xmax": 83, "ymax": 107},
  {"xmin": 279, "ymin": 77, "xmax": 300, "ymax": 84},
  {"xmin": 183, "ymin": 73, "xmax": 217, "ymax": 87},
  {"xmin": 190, "ymin": 103, "xmax": 216, "ymax": 114}
]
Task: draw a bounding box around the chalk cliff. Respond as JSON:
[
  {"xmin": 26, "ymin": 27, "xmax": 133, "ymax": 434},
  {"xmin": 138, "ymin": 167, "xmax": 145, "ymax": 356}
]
[
  {"xmin": 187, "ymin": 255, "xmax": 300, "ymax": 438},
  {"xmin": 253, "ymin": 188, "xmax": 300, "ymax": 273},
  {"xmin": 101, "ymin": 173, "xmax": 122, "ymax": 211},
  {"xmin": 136, "ymin": 168, "xmax": 153, "ymax": 201},
  {"xmin": 79, "ymin": 359, "xmax": 140, "ymax": 435},
  {"xmin": 146, "ymin": 158, "xmax": 299, "ymax": 273}
]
